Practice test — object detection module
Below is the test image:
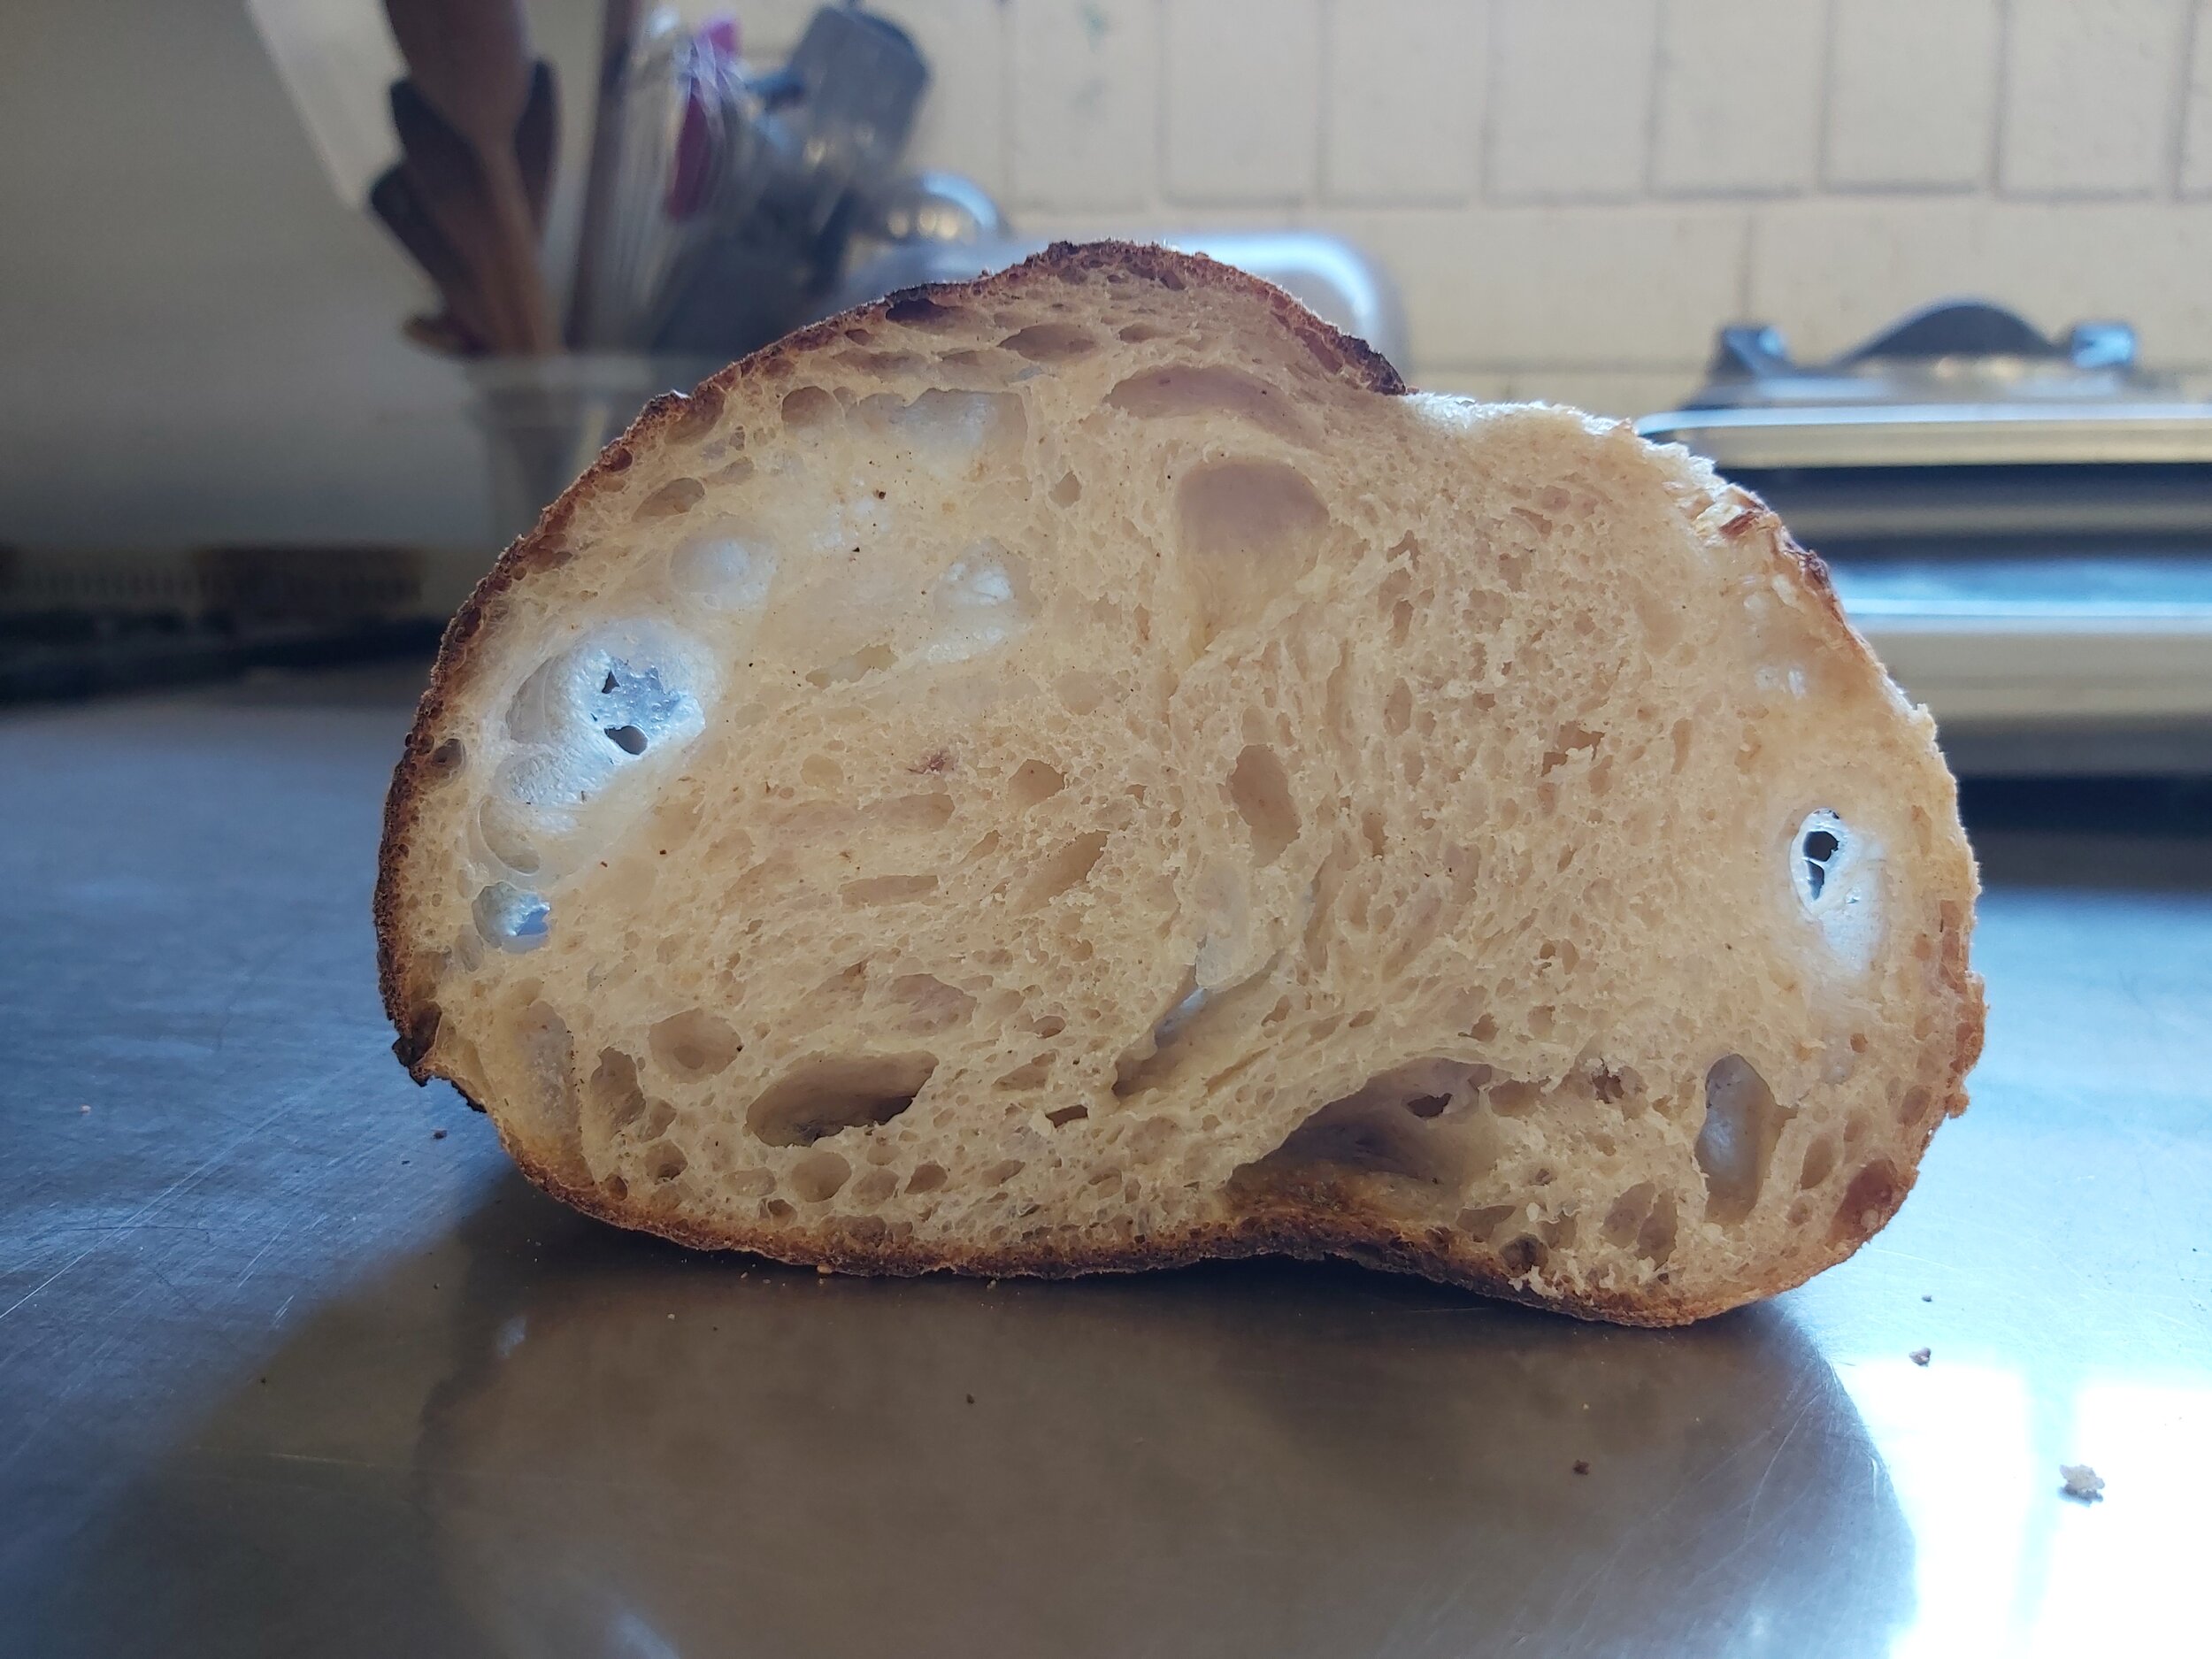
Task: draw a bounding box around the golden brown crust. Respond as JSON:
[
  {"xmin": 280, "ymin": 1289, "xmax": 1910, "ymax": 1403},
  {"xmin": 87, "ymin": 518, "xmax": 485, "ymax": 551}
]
[
  {"xmin": 487, "ymin": 1098, "xmax": 1709, "ymax": 1325},
  {"xmin": 374, "ymin": 241, "xmax": 1981, "ymax": 1325}
]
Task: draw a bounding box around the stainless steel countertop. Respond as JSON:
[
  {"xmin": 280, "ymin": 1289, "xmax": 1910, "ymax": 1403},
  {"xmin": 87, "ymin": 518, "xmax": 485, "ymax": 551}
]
[{"xmin": 4, "ymin": 672, "xmax": 2208, "ymax": 1658}]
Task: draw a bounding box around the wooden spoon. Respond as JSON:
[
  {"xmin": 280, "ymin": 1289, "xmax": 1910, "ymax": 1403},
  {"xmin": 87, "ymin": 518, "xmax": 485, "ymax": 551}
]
[
  {"xmin": 369, "ymin": 162, "xmax": 496, "ymax": 351},
  {"xmin": 388, "ymin": 80, "xmax": 528, "ymax": 351},
  {"xmin": 382, "ymin": 0, "xmax": 556, "ymax": 351},
  {"xmin": 513, "ymin": 59, "xmax": 557, "ymax": 232}
]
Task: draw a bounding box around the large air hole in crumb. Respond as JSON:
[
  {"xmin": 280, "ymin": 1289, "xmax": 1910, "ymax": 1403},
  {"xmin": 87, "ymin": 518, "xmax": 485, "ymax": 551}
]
[
  {"xmin": 474, "ymin": 882, "xmax": 549, "ymax": 952},
  {"xmin": 1055, "ymin": 670, "xmax": 1110, "ymax": 714},
  {"xmin": 1791, "ymin": 809, "xmax": 1885, "ymax": 972},
  {"xmin": 588, "ymin": 1048, "xmax": 647, "ymax": 1131},
  {"xmin": 906, "ymin": 1163, "xmax": 948, "ymax": 1194},
  {"xmin": 999, "ymin": 322, "xmax": 1096, "ymax": 360},
  {"xmin": 854, "ymin": 389, "xmax": 1026, "ymax": 475},
  {"xmin": 503, "ymin": 636, "xmax": 707, "ymax": 832},
  {"xmin": 1019, "ymin": 831, "xmax": 1109, "ymax": 910},
  {"xmin": 1832, "ymin": 1157, "xmax": 1904, "ymax": 1242},
  {"xmin": 872, "ymin": 793, "xmax": 956, "ymax": 833},
  {"xmin": 1236, "ymin": 1061, "xmax": 1497, "ymax": 1191},
  {"xmin": 1457, "ymin": 1204, "xmax": 1517, "ymax": 1242},
  {"xmin": 807, "ymin": 642, "xmax": 897, "ymax": 687},
  {"xmin": 1796, "ymin": 810, "xmax": 1845, "ymax": 901},
  {"xmin": 634, "ymin": 476, "xmax": 705, "ymax": 521},
  {"xmin": 887, "ymin": 973, "xmax": 976, "ymax": 1034},
  {"xmin": 781, "ymin": 386, "xmax": 839, "ymax": 429},
  {"xmin": 842, "ymin": 873, "xmax": 940, "ymax": 906},
  {"xmin": 508, "ymin": 1002, "xmax": 578, "ymax": 1149},
  {"xmin": 1799, "ymin": 1133, "xmax": 1839, "ymax": 1188},
  {"xmin": 996, "ymin": 1055, "xmax": 1055, "ymax": 1090},
  {"xmin": 790, "ymin": 1149, "xmax": 852, "ymax": 1202},
  {"xmin": 1009, "ymin": 758, "xmax": 1065, "ymax": 807},
  {"xmin": 1107, "ymin": 364, "xmax": 1319, "ymax": 448},
  {"xmin": 1226, "ymin": 745, "xmax": 1299, "ymax": 864},
  {"xmin": 648, "ymin": 1010, "xmax": 741, "ymax": 1078},
  {"xmin": 425, "ymin": 736, "xmax": 465, "ymax": 781},
  {"xmin": 1177, "ymin": 459, "xmax": 1331, "ymax": 651},
  {"xmin": 1600, "ymin": 1181, "xmax": 1678, "ymax": 1264},
  {"xmin": 1694, "ymin": 1054, "xmax": 1791, "ymax": 1224},
  {"xmin": 852, "ymin": 1169, "xmax": 898, "ymax": 1206},
  {"xmin": 670, "ymin": 526, "xmax": 777, "ymax": 611},
  {"xmin": 1112, "ymin": 966, "xmax": 1283, "ymax": 1099},
  {"xmin": 746, "ymin": 1053, "xmax": 938, "ymax": 1148},
  {"xmin": 925, "ymin": 543, "xmax": 1033, "ymax": 664}
]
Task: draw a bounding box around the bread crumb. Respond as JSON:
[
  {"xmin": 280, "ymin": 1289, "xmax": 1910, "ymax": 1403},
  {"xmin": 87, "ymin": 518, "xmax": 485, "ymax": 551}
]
[
  {"xmin": 1572, "ymin": 1459, "xmax": 1590, "ymax": 1475},
  {"xmin": 1920, "ymin": 1293, "xmax": 1932, "ymax": 1302},
  {"xmin": 2060, "ymin": 1463, "xmax": 2105, "ymax": 1502},
  {"xmin": 965, "ymin": 1394, "xmax": 976, "ymax": 1405},
  {"xmin": 1909, "ymin": 1347, "xmax": 1931, "ymax": 1366},
  {"xmin": 78, "ymin": 1103, "xmax": 91, "ymax": 1115},
  {"xmin": 433, "ymin": 1128, "xmax": 448, "ymax": 1140}
]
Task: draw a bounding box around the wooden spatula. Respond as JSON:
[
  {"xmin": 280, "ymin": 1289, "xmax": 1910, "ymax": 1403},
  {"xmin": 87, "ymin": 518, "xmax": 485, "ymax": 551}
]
[
  {"xmin": 370, "ymin": 162, "xmax": 495, "ymax": 352},
  {"xmin": 513, "ymin": 58, "xmax": 557, "ymax": 232},
  {"xmin": 382, "ymin": 0, "xmax": 556, "ymax": 351}
]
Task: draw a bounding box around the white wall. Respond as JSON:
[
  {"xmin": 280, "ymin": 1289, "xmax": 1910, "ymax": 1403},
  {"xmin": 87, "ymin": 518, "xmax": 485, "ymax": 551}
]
[{"xmin": 7, "ymin": 0, "xmax": 2212, "ymax": 551}]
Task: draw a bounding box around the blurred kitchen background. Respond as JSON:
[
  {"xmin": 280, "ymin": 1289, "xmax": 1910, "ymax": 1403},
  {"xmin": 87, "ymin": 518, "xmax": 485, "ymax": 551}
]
[{"xmin": 6, "ymin": 0, "xmax": 2212, "ymax": 778}]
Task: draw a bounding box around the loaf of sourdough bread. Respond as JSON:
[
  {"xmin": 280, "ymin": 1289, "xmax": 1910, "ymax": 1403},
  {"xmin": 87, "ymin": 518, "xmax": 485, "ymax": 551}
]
[{"xmin": 376, "ymin": 242, "xmax": 1984, "ymax": 1325}]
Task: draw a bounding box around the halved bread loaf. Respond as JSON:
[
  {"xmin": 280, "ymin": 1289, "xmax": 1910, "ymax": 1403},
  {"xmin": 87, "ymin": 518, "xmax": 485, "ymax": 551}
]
[{"xmin": 376, "ymin": 242, "xmax": 1984, "ymax": 1325}]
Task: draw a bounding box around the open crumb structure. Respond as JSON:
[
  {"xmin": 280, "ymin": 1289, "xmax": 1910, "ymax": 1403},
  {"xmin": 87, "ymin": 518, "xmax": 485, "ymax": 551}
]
[{"xmin": 376, "ymin": 242, "xmax": 1985, "ymax": 1325}]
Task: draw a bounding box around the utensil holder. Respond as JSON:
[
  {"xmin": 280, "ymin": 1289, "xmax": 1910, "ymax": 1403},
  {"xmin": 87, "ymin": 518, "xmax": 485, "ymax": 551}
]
[{"xmin": 466, "ymin": 353, "xmax": 726, "ymax": 541}]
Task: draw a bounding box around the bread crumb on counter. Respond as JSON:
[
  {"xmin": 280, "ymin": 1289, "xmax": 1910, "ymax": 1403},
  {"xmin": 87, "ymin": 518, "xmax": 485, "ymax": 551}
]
[
  {"xmin": 2060, "ymin": 1463, "xmax": 2105, "ymax": 1502},
  {"xmin": 1909, "ymin": 1347, "xmax": 1932, "ymax": 1366}
]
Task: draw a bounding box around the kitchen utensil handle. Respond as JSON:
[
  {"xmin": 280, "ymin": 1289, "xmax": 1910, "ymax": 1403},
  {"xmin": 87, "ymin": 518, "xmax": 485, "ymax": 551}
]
[{"xmin": 568, "ymin": 0, "xmax": 644, "ymax": 349}]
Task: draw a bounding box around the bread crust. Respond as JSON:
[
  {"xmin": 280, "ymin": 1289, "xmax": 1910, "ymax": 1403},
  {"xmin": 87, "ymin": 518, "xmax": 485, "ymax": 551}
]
[{"xmin": 374, "ymin": 241, "xmax": 1983, "ymax": 1325}]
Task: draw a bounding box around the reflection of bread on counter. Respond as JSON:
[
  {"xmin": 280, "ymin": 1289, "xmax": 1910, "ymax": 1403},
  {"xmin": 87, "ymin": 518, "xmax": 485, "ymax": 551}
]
[
  {"xmin": 420, "ymin": 1257, "xmax": 1914, "ymax": 1656},
  {"xmin": 379, "ymin": 242, "xmax": 1984, "ymax": 1323}
]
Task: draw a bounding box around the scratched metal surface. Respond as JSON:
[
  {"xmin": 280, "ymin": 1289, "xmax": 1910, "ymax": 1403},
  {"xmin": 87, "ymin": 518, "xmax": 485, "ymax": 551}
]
[{"xmin": 4, "ymin": 670, "xmax": 2208, "ymax": 1658}]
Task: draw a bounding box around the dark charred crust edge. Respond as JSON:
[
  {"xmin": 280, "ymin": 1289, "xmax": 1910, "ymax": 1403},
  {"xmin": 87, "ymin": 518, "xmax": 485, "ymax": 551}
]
[{"xmin": 373, "ymin": 241, "xmax": 1981, "ymax": 1325}]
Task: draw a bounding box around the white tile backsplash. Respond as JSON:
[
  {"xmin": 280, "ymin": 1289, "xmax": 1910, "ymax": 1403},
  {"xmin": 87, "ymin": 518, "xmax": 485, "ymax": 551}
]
[
  {"xmin": 1323, "ymin": 0, "xmax": 1486, "ymax": 206},
  {"xmin": 1999, "ymin": 0, "xmax": 2193, "ymax": 196},
  {"xmin": 1164, "ymin": 0, "xmax": 1324, "ymax": 203},
  {"xmin": 1333, "ymin": 204, "xmax": 1748, "ymax": 367},
  {"xmin": 1825, "ymin": 0, "xmax": 2000, "ymax": 190},
  {"xmin": 893, "ymin": 0, "xmax": 1008, "ymax": 195},
  {"xmin": 2180, "ymin": 2, "xmax": 2212, "ymax": 195},
  {"xmin": 866, "ymin": 0, "xmax": 2212, "ymax": 401},
  {"xmin": 1009, "ymin": 0, "xmax": 1160, "ymax": 211},
  {"xmin": 1653, "ymin": 0, "xmax": 1825, "ymax": 196},
  {"xmin": 1488, "ymin": 0, "xmax": 1660, "ymax": 202}
]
